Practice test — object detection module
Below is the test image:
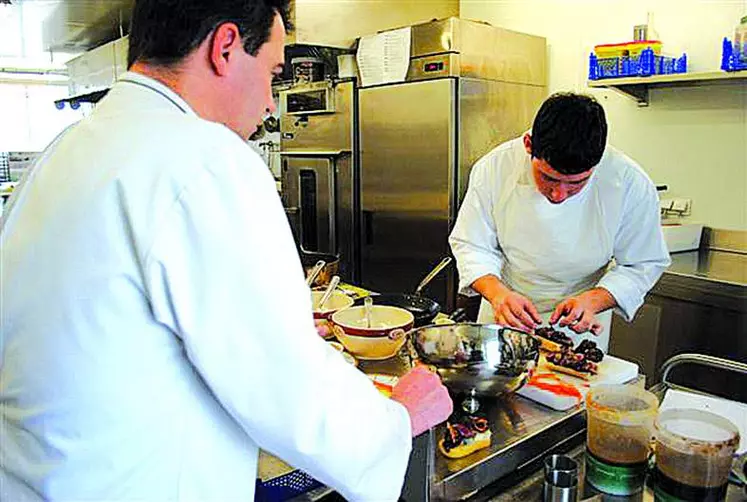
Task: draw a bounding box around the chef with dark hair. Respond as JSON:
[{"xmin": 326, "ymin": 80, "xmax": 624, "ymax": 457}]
[{"xmin": 450, "ymin": 92, "xmax": 670, "ymax": 350}]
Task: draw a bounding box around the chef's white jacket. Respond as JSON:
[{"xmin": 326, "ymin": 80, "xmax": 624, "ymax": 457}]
[
  {"xmin": 0, "ymin": 72, "xmax": 412, "ymax": 501},
  {"xmin": 449, "ymin": 137, "xmax": 671, "ymax": 349}
]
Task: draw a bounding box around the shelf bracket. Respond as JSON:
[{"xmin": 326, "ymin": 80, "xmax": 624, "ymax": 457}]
[{"xmin": 612, "ymin": 84, "xmax": 650, "ymax": 107}]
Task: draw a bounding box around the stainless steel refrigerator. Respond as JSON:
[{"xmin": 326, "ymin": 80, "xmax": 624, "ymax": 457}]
[{"xmin": 358, "ymin": 17, "xmax": 548, "ymax": 310}]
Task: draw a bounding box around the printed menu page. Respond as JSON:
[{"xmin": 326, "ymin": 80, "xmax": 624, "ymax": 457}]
[{"xmin": 356, "ymin": 27, "xmax": 411, "ymax": 87}]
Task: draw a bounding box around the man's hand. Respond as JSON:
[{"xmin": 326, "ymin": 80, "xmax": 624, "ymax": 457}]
[
  {"xmin": 314, "ymin": 319, "xmax": 331, "ymax": 338},
  {"xmin": 391, "ymin": 366, "xmax": 453, "ymax": 437},
  {"xmin": 471, "ymin": 274, "xmax": 542, "ymax": 332},
  {"xmin": 549, "ymin": 288, "xmax": 616, "ymax": 335},
  {"xmin": 490, "ymin": 290, "xmax": 543, "ymax": 333}
]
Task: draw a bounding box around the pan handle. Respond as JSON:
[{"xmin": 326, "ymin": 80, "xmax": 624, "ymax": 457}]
[
  {"xmin": 449, "ymin": 308, "xmax": 470, "ymax": 323},
  {"xmin": 414, "ymin": 256, "xmax": 452, "ymax": 295},
  {"xmin": 306, "ymin": 260, "xmax": 326, "ymax": 286}
]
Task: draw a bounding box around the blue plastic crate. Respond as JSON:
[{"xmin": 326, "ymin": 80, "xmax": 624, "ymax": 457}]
[
  {"xmin": 589, "ymin": 48, "xmax": 688, "ymax": 80},
  {"xmin": 721, "ymin": 37, "xmax": 747, "ymax": 72},
  {"xmin": 255, "ymin": 470, "xmax": 323, "ymax": 502}
]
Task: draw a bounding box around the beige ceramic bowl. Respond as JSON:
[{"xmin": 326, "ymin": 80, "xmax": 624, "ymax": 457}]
[
  {"xmin": 330, "ymin": 305, "xmax": 414, "ymax": 337},
  {"xmin": 331, "ymin": 325, "xmax": 408, "ymax": 360},
  {"xmin": 330, "ymin": 305, "xmax": 413, "ymax": 360},
  {"xmin": 311, "ymin": 290, "xmax": 354, "ymax": 320}
]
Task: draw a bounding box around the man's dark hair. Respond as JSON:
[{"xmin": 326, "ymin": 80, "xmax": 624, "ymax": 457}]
[
  {"xmin": 127, "ymin": 0, "xmax": 292, "ymax": 68},
  {"xmin": 530, "ymin": 92, "xmax": 608, "ymax": 175}
]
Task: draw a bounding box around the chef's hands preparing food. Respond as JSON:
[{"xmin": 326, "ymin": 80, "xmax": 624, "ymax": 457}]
[
  {"xmin": 474, "ymin": 275, "xmax": 617, "ymax": 336},
  {"xmin": 490, "ymin": 290, "xmax": 543, "ymax": 333},
  {"xmin": 473, "ymin": 275, "xmax": 542, "ymax": 333},
  {"xmin": 391, "ymin": 365, "xmax": 453, "ymax": 437},
  {"xmin": 549, "ymin": 287, "xmax": 616, "ymax": 335}
]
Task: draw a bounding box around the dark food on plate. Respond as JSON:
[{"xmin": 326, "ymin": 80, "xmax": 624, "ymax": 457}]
[
  {"xmin": 439, "ymin": 414, "xmax": 492, "ymax": 459},
  {"xmin": 534, "ymin": 327, "xmax": 605, "ymax": 378},
  {"xmin": 546, "ymin": 349, "xmax": 598, "ymax": 376},
  {"xmin": 574, "ymin": 339, "xmax": 604, "ymax": 363},
  {"xmin": 546, "ymin": 339, "xmax": 605, "ymax": 379},
  {"xmin": 534, "ymin": 326, "xmax": 574, "ymax": 351}
]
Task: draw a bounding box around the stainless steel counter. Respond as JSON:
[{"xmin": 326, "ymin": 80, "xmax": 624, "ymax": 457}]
[
  {"xmin": 667, "ymin": 249, "xmax": 747, "ymax": 286},
  {"xmin": 286, "ymin": 339, "xmax": 594, "ymax": 502},
  {"xmin": 356, "ymin": 339, "xmax": 595, "ymax": 501},
  {"xmin": 484, "ymin": 376, "xmax": 747, "ymax": 502},
  {"xmin": 486, "ymin": 443, "xmax": 747, "ymax": 502},
  {"xmin": 654, "ymin": 250, "xmax": 747, "ymax": 313},
  {"xmin": 426, "ymin": 392, "xmax": 587, "ymax": 501}
]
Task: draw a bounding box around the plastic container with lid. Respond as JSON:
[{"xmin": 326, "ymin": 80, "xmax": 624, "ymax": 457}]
[
  {"xmin": 291, "ymin": 57, "xmax": 325, "ymax": 85},
  {"xmin": 654, "ymin": 408, "xmax": 740, "ymax": 501},
  {"xmin": 594, "ymin": 40, "xmax": 663, "ymax": 58},
  {"xmin": 585, "ymin": 385, "xmax": 659, "ymax": 495}
]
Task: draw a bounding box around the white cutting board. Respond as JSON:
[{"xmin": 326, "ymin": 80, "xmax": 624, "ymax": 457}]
[{"xmin": 517, "ymin": 354, "xmax": 639, "ymax": 411}]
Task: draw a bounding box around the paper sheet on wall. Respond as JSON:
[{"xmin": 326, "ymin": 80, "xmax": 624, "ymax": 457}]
[
  {"xmin": 659, "ymin": 389, "xmax": 747, "ymax": 454},
  {"xmin": 356, "ymin": 27, "xmax": 411, "ymax": 87}
]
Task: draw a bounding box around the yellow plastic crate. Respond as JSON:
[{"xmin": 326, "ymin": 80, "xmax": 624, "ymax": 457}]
[{"xmin": 594, "ymin": 41, "xmax": 663, "ymax": 58}]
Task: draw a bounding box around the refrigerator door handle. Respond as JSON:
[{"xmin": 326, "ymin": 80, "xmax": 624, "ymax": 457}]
[{"xmin": 363, "ymin": 210, "xmax": 374, "ymax": 246}]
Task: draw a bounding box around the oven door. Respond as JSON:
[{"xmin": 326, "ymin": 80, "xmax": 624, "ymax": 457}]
[{"xmin": 282, "ymin": 156, "xmax": 336, "ymax": 255}]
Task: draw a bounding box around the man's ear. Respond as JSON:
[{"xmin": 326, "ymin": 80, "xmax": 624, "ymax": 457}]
[
  {"xmin": 209, "ymin": 22, "xmax": 242, "ymax": 76},
  {"xmin": 523, "ymin": 133, "xmax": 532, "ymax": 156}
]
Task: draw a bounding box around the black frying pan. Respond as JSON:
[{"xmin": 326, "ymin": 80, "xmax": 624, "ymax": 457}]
[
  {"xmin": 352, "ymin": 257, "xmax": 453, "ymax": 327},
  {"xmin": 352, "ymin": 294, "xmax": 469, "ymax": 327},
  {"xmin": 354, "ymin": 293, "xmax": 441, "ymax": 327}
]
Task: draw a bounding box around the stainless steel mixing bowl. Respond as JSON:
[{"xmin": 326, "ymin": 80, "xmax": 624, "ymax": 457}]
[{"xmin": 411, "ymin": 323, "xmax": 539, "ymax": 409}]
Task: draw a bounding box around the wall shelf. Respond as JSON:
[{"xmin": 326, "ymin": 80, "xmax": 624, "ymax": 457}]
[{"xmin": 587, "ymin": 70, "xmax": 747, "ymax": 106}]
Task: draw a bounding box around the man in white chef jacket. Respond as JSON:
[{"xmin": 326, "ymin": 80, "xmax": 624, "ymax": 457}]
[
  {"xmin": 450, "ymin": 93, "xmax": 671, "ymax": 351},
  {"xmin": 0, "ymin": 1, "xmax": 453, "ymax": 500}
]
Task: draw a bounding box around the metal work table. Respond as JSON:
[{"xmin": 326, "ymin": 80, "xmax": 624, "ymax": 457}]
[
  {"xmin": 286, "ymin": 341, "xmax": 593, "ymax": 502},
  {"xmin": 610, "ymin": 247, "xmax": 746, "ymax": 396},
  {"xmin": 486, "ymin": 442, "xmax": 746, "ymax": 502},
  {"xmin": 654, "ymin": 249, "xmax": 747, "ymax": 313},
  {"xmin": 417, "ymin": 392, "xmax": 587, "ymax": 501},
  {"xmin": 667, "ymin": 249, "xmax": 747, "ymax": 286},
  {"xmin": 485, "ymin": 354, "xmax": 747, "ymax": 501},
  {"xmin": 352, "ymin": 337, "xmax": 593, "ymax": 501}
]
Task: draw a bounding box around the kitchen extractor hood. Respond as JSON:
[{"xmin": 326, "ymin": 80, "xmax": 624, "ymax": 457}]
[
  {"xmin": 42, "ymin": 0, "xmax": 133, "ymax": 52},
  {"xmin": 286, "ymin": 0, "xmax": 459, "ymax": 48},
  {"xmin": 42, "ymin": 0, "xmax": 459, "ymax": 52}
]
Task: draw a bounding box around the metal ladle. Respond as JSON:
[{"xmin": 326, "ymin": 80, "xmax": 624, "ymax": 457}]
[
  {"xmin": 315, "ymin": 275, "xmax": 340, "ymax": 310},
  {"xmin": 306, "ymin": 260, "xmax": 326, "ymax": 286}
]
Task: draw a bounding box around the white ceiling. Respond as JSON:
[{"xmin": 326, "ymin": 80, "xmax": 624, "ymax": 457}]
[{"xmin": 0, "ymin": 1, "xmax": 74, "ymax": 65}]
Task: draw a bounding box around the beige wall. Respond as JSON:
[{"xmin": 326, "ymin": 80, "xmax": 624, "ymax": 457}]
[{"xmin": 461, "ymin": 0, "xmax": 747, "ymax": 230}]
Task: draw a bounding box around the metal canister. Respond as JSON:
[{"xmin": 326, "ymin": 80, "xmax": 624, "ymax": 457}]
[
  {"xmin": 543, "ymin": 454, "xmax": 578, "ymax": 502},
  {"xmin": 292, "ymin": 57, "xmax": 325, "ymax": 85}
]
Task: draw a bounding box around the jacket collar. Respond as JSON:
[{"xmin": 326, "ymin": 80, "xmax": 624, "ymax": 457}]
[{"xmin": 117, "ymin": 71, "xmax": 197, "ymax": 117}]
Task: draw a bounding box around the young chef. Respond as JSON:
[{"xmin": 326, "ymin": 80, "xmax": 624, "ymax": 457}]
[
  {"xmin": 0, "ymin": 1, "xmax": 452, "ymax": 500},
  {"xmin": 449, "ymin": 92, "xmax": 671, "ymax": 351}
]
